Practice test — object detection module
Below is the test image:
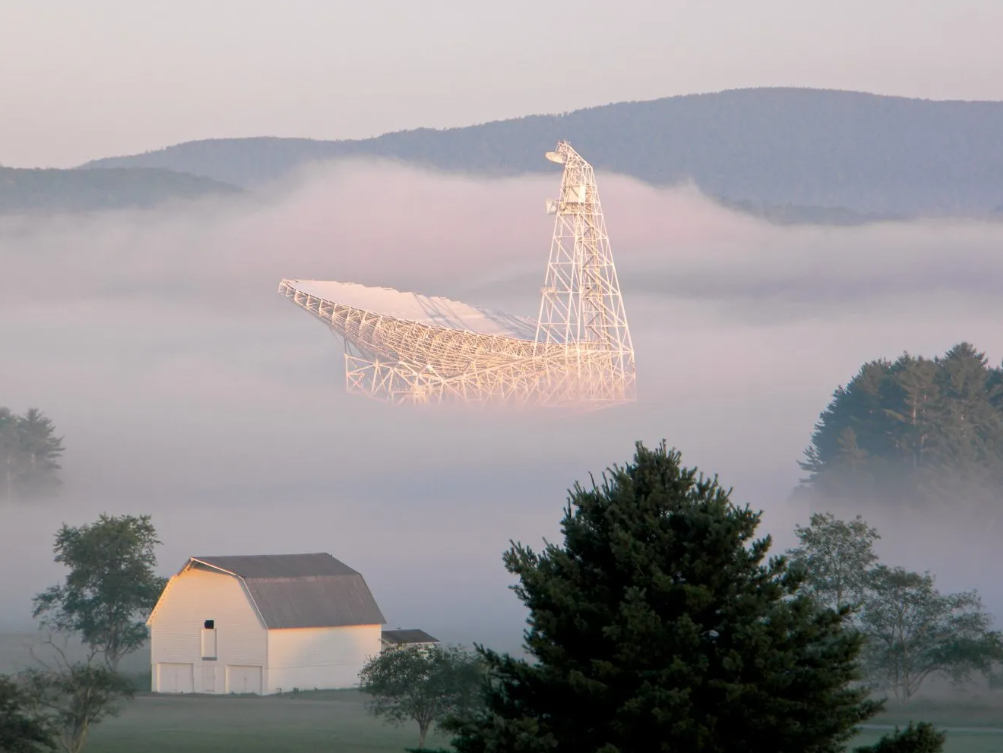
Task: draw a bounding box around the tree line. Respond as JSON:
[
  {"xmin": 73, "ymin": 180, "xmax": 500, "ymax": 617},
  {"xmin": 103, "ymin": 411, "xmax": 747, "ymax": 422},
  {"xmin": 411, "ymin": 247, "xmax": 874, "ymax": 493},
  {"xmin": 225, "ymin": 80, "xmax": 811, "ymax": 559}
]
[
  {"xmin": 0, "ymin": 407, "xmax": 64, "ymax": 503},
  {"xmin": 798, "ymin": 342, "xmax": 1003, "ymax": 517}
]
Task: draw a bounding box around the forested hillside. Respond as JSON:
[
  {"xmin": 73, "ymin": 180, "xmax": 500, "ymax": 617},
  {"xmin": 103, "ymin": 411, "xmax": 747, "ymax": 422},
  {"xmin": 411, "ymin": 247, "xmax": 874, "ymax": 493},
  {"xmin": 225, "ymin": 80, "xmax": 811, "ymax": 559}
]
[
  {"xmin": 83, "ymin": 88, "xmax": 1003, "ymax": 215},
  {"xmin": 0, "ymin": 166, "xmax": 240, "ymax": 213},
  {"xmin": 799, "ymin": 342, "xmax": 1003, "ymax": 516}
]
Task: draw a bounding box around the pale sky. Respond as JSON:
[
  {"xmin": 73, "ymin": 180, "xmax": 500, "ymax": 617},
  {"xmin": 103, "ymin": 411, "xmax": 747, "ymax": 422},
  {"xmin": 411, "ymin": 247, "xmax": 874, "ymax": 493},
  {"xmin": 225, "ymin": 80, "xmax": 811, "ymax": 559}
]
[{"xmin": 2, "ymin": 0, "xmax": 1003, "ymax": 168}]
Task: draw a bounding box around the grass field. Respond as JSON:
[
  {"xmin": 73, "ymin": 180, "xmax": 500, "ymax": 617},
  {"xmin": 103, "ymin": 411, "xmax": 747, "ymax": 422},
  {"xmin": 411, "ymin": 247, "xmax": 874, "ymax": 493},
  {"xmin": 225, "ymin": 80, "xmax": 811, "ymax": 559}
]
[
  {"xmin": 77, "ymin": 689, "xmax": 1003, "ymax": 753},
  {"xmin": 86, "ymin": 689, "xmax": 451, "ymax": 753},
  {"xmin": 853, "ymin": 726, "xmax": 1003, "ymax": 753},
  {"xmin": 5, "ymin": 635, "xmax": 1003, "ymax": 752}
]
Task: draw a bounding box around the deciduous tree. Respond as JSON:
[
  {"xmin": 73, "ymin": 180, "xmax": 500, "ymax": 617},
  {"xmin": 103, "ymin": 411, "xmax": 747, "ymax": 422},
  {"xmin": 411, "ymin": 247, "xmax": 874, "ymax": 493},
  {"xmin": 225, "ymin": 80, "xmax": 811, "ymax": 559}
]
[
  {"xmin": 787, "ymin": 512, "xmax": 881, "ymax": 613},
  {"xmin": 359, "ymin": 644, "xmax": 483, "ymax": 749},
  {"xmin": 860, "ymin": 565, "xmax": 1002, "ymax": 704},
  {"xmin": 0, "ymin": 673, "xmax": 53, "ymax": 752},
  {"xmin": 32, "ymin": 514, "xmax": 167, "ymax": 671},
  {"xmin": 20, "ymin": 636, "xmax": 134, "ymax": 753}
]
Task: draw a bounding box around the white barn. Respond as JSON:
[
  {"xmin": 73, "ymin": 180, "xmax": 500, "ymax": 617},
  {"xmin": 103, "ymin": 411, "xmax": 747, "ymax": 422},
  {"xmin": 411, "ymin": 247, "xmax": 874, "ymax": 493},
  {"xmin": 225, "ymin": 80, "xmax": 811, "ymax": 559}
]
[{"xmin": 147, "ymin": 552, "xmax": 386, "ymax": 695}]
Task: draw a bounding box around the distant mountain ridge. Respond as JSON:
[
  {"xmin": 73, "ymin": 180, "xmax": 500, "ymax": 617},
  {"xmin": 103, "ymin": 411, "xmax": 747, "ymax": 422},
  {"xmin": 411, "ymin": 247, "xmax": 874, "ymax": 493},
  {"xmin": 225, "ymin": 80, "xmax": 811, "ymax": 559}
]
[
  {"xmin": 81, "ymin": 88, "xmax": 1003, "ymax": 216},
  {"xmin": 0, "ymin": 165, "xmax": 240, "ymax": 214}
]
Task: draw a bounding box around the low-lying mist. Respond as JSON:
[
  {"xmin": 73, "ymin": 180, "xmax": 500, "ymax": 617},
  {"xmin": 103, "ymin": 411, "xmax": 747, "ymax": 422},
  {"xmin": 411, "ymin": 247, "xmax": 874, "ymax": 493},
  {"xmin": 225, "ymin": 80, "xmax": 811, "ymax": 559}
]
[{"xmin": 3, "ymin": 159, "xmax": 1003, "ymax": 653}]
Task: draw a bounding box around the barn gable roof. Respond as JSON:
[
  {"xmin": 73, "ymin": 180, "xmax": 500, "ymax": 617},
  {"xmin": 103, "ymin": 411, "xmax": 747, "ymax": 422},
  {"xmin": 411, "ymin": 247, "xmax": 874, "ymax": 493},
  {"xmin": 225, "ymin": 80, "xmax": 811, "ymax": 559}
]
[
  {"xmin": 192, "ymin": 553, "xmax": 359, "ymax": 579},
  {"xmin": 168, "ymin": 553, "xmax": 386, "ymax": 630}
]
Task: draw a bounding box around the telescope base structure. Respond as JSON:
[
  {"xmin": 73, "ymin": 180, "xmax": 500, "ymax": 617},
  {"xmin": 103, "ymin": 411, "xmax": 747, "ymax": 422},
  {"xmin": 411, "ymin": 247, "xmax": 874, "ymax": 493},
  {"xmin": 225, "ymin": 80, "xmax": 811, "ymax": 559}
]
[{"xmin": 342, "ymin": 350, "xmax": 635, "ymax": 409}]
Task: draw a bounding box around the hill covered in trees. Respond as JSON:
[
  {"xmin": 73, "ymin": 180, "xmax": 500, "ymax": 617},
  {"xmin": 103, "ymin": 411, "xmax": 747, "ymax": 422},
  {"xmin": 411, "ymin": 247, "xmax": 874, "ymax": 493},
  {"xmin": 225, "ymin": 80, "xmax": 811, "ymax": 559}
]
[
  {"xmin": 83, "ymin": 88, "xmax": 1003, "ymax": 217},
  {"xmin": 799, "ymin": 342, "xmax": 1003, "ymax": 517},
  {"xmin": 0, "ymin": 165, "xmax": 241, "ymax": 214}
]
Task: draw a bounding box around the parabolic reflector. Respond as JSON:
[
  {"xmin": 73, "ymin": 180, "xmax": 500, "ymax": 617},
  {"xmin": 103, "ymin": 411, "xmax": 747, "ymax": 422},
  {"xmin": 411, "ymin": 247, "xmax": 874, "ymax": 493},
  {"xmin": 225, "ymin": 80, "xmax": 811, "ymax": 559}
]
[{"xmin": 278, "ymin": 139, "xmax": 636, "ymax": 410}]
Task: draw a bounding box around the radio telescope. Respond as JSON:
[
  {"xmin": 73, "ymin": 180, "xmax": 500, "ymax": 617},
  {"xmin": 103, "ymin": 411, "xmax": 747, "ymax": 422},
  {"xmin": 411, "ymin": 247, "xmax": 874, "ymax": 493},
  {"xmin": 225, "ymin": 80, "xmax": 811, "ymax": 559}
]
[{"xmin": 277, "ymin": 140, "xmax": 636, "ymax": 409}]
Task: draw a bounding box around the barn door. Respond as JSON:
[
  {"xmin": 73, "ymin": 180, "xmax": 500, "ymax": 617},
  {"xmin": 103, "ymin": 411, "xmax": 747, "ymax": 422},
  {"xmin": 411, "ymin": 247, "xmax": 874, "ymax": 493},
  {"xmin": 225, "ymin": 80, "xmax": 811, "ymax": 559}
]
[
  {"xmin": 203, "ymin": 664, "xmax": 217, "ymax": 693},
  {"xmin": 226, "ymin": 665, "xmax": 263, "ymax": 694},
  {"xmin": 156, "ymin": 663, "xmax": 194, "ymax": 693}
]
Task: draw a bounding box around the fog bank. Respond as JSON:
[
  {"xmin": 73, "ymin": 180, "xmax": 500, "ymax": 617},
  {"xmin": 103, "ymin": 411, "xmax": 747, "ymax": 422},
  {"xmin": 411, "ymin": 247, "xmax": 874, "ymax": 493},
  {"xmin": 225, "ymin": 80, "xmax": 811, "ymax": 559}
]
[{"xmin": 3, "ymin": 161, "xmax": 1003, "ymax": 650}]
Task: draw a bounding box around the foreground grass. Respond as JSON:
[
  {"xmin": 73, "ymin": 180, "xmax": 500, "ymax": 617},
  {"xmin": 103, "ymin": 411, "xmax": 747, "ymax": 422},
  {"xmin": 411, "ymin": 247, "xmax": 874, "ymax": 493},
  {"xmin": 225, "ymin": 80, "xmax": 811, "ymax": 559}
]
[
  {"xmin": 872, "ymin": 697, "xmax": 1003, "ymax": 730},
  {"xmin": 80, "ymin": 689, "xmax": 1003, "ymax": 753},
  {"xmin": 86, "ymin": 690, "xmax": 448, "ymax": 753},
  {"xmin": 851, "ymin": 697, "xmax": 1003, "ymax": 753},
  {"xmin": 9, "ymin": 634, "xmax": 998, "ymax": 751},
  {"xmin": 853, "ymin": 728, "xmax": 1003, "ymax": 753}
]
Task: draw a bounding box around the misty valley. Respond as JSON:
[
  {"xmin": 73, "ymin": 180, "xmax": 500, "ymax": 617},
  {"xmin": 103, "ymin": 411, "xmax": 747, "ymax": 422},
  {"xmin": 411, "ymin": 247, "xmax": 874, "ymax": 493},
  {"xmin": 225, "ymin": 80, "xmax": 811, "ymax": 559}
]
[
  {"xmin": 6, "ymin": 76, "xmax": 1003, "ymax": 753},
  {"xmin": 7, "ymin": 305, "xmax": 1003, "ymax": 753}
]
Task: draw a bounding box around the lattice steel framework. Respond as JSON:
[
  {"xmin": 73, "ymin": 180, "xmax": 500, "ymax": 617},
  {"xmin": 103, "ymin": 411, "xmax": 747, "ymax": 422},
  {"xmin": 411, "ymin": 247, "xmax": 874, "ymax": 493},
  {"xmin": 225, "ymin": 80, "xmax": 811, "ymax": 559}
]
[{"xmin": 278, "ymin": 141, "xmax": 636, "ymax": 409}]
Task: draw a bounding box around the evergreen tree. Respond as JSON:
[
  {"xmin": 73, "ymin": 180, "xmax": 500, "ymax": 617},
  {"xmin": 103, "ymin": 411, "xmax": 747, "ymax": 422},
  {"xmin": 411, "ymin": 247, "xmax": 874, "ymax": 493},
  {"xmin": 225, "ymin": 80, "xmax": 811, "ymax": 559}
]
[
  {"xmin": 884, "ymin": 355, "xmax": 938, "ymax": 475},
  {"xmin": 799, "ymin": 342, "xmax": 1003, "ymax": 521},
  {"xmin": 16, "ymin": 408, "xmax": 65, "ymax": 498},
  {"xmin": 0, "ymin": 406, "xmax": 64, "ymax": 503},
  {"xmin": 800, "ymin": 360, "xmax": 898, "ymax": 503},
  {"xmin": 447, "ymin": 441, "xmax": 884, "ymax": 753},
  {"xmin": 0, "ymin": 407, "xmax": 26, "ymax": 503}
]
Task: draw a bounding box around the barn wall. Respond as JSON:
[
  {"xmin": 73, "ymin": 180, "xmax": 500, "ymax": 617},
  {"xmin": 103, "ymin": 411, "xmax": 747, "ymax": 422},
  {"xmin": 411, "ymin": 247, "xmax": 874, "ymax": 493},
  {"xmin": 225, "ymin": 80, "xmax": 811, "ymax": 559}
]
[
  {"xmin": 266, "ymin": 624, "xmax": 381, "ymax": 693},
  {"xmin": 149, "ymin": 567, "xmax": 267, "ymax": 694}
]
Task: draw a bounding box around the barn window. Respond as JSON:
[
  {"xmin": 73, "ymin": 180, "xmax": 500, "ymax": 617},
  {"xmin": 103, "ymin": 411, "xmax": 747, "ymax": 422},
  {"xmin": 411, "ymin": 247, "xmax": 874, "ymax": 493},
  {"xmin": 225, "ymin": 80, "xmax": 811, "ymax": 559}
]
[{"xmin": 202, "ymin": 621, "xmax": 217, "ymax": 660}]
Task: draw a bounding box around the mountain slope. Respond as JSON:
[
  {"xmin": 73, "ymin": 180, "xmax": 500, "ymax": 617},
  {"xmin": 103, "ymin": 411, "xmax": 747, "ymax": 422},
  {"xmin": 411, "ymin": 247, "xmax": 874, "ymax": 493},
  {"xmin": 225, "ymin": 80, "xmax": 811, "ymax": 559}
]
[
  {"xmin": 0, "ymin": 166, "xmax": 241, "ymax": 213},
  {"xmin": 82, "ymin": 88, "xmax": 1003, "ymax": 215}
]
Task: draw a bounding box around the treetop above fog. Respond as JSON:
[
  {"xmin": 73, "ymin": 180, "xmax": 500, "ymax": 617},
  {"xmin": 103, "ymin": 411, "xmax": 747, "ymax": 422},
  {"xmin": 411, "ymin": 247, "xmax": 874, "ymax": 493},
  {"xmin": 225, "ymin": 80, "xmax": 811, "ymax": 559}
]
[{"xmin": 800, "ymin": 342, "xmax": 1003, "ymax": 510}]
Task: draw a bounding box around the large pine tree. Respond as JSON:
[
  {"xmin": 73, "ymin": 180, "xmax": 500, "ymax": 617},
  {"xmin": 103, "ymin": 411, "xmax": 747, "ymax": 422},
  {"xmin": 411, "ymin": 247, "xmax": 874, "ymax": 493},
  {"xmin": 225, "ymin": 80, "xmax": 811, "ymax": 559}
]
[{"xmin": 447, "ymin": 441, "xmax": 882, "ymax": 753}]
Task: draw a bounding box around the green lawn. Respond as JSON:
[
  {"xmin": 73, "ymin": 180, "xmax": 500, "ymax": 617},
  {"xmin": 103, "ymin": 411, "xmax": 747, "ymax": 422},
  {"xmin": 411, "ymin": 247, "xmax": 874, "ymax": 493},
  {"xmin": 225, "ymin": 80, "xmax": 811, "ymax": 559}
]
[
  {"xmin": 852, "ymin": 728, "xmax": 1003, "ymax": 753},
  {"xmin": 5, "ymin": 635, "xmax": 1002, "ymax": 753},
  {"xmin": 871, "ymin": 697, "xmax": 1003, "ymax": 729},
  {"xmin": 87, "ymin": 690, "xmax": 449, "ymax": 753},
  {"xmin": 79, "ymin": 689, "xmax": 1003, "ymax": 753},
  {"xmin": 853, "ymin": 697, "xmax": 1003, "ymax": 753}
]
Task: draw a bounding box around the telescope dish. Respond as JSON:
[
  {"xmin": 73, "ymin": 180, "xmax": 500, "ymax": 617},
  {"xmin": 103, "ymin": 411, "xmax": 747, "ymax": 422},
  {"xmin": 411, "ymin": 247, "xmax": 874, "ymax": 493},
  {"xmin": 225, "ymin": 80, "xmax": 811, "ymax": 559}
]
[{"xmin": 277, "ymin": 139, "xmax": 636, "ymax": 409}]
